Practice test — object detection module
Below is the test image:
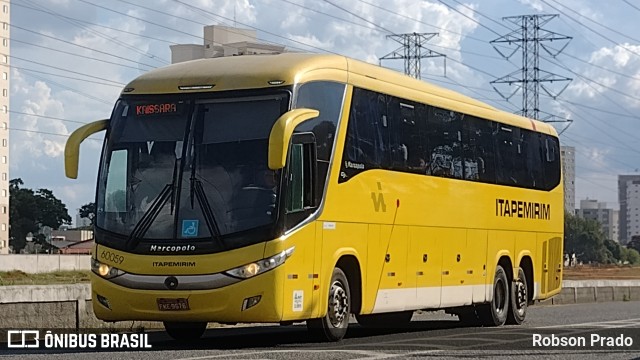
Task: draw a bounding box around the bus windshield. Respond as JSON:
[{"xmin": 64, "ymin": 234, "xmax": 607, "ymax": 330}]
[{"xmin": 96, "ymin": 93, "xmax": 289, "ymax": 244}]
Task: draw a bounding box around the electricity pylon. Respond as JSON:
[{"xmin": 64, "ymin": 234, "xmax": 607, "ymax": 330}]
[
  {"xmin": 491, "ymin": 14, "xmax": 572, "ymax": 123},
  {"xmin": 380, "ymin": 32, "xmax": 446, "ymax": 79}
]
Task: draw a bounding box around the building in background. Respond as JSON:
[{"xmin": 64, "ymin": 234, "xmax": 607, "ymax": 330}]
[
  {"xmin": 0, "ymin": 1, "xmax": 9, "ymax": 254},
  {"xmin": 575, "ymin": 198, "xmax": 619, "ymax": 242},
  {"xmin": 619, "ymin": 174, "xmax": 640, "ymax": 244},
  {"xmin": 170, "ymin": 25, "xmax": 286, "ymax": 64},
  {"xmin": 560, "ymin": 146, "xmax": 575, "ymax": 215},
  {"xmin": 75, "ymin": 210, "xmax": 92, "ymax": 228}
]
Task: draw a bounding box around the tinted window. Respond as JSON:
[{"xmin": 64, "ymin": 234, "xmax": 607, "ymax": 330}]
[
  {"xmin": 426, "ymin": 106, "xmax": 463, "ymax": 179},
  {"xmin": 294, "ymin": 81, "xmax": 345, "ymax": 196},
  {"xmin": 341, "ymin": 88, "xmax": 389, "ymax": 180},
  {"xmin": 339, "ymin": 86, "xmax": 561, "ymax": 191},
  {"xmin": 463, "ymin": 117, "xmax": 496, "ymax": 183}
]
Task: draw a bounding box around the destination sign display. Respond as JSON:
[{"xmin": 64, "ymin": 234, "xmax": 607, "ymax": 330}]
[{"xmin": 135, "ymin": 102, "xmax": 183, "ymax": 116}]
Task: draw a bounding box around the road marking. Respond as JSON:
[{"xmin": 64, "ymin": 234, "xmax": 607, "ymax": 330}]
[{"xmin": 540, "ymin": 317, "xmax": 640, "ymax": 329}]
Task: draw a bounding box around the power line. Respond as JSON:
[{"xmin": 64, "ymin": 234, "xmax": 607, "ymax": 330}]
[
  {"xmin": 74, "ymin": 0, "xmax": 203, "ymax": 41},
  {"xmin": 548, "ymin": 46, "xmax": 640, "ymax": 83},
  {"xmin": 445, "ymin": 0, "xmax": 513, "ymax": 32},
  {"xmin": 546, "ymin": 0, "xmax": 640, "ymax": 44},
  {"xmin": 7, "ymin": 0, "xmax": 180, "ymax": 45},
  {"xmin": 10, "ymin": 24, "xmax": 158, "ymax": 69},
  {"xmin": 559, "ymin": 100, "xmax": 640, "ymax": 148},
  {"xmin": 624, "ymin": 0, "xmax": 640, "ymax": 12},
  {"xmin": 436, "ymin": 0, "xmax": 501, "ymax": 37},
  {"xmin": 19, "ymin": 70, "xmax": 113, "ymax": 105},
  {"xmin": 9, "ymin": 55, "xmax": 126, "ymax": 86},
  {"xmin": 7, "ymin": 65, "xmax": 124, "ymax": 88},
  {"xmin": 322, "ymin": 0, "xmax": 394, "ymax": 34},
  {"xmin": 9, "ymin": 110, "xmax": 90, "ymax": 125},
  {"xmin": 276, "ymin": 0, "xmax": 378, "ymax": 32},
  {"xmin": 9, "ymin": 126, "xmax": 102, "ymax": 141},
  {"xmin": 538, "ymin": 0, "xmax": 640, "ymax": 59},
  {"xmin": 543, "ymin": 55, "xmax": 640, "ymax": 106},
  {"xmin": 21, "ymin": 0, "xmax": 169, "ymax": 65},
  {"xmin": 114, "ymin": 0, "xmax": 310, "ymax": 54},
  {"xmin": 171, "ymin": 0, "xmax": 340, "ymax": 55},
  {"xmin": 10, "ymin": 38, "xmax": 152, "ymax": 72}
]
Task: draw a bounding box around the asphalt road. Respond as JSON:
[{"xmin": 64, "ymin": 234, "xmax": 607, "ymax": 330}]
[{"xmin": 2, "ymin": 301, "xmax": 640, "ymax": 359}]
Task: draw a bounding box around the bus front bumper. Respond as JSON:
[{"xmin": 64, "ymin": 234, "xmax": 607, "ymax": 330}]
[{"xmin": 90, "ymin": 270, "xmax": 284, "ymax": 323}]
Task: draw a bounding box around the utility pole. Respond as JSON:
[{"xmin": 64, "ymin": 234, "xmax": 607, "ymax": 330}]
[
  {"xmin": 380, "ymin": 32, "xmax": 446, "ymax": 79},
  {"xmin": 491, "ymin": 14, "xmax": 572, "ymax": 122}
]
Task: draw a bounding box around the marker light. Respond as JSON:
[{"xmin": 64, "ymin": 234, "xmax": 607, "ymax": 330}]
[
  {"xmin": 225, "ymin": 247, "xmax": 295, "ymax": 279},
  {"xmin": 178, "ymin": 85, "xmax": 214, "ymax": 90},
  {"xmin": 267, "ymin": 80, "xmax": 285, "ymax": 85}
]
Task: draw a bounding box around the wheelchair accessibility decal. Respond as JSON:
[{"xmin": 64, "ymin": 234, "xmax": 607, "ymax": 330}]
[{"xmin": 182, "ymin": 220, "xmax": 199, "ymax": 237}]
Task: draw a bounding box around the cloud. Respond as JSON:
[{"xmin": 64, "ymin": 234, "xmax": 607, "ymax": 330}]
[{"xmin": 517, "ymin": 0, "xmax": 544, "ymax": 11}]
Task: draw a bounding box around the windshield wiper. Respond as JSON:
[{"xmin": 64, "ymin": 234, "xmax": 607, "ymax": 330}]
[
  {"xmin": 126, "ymin": 155, "xmax": 181, "ymax": 250},
  {"xmin": 126, "ymin": 183, "xmax": 173, "ymax": 250},
  {"xmin": 189, "ymin": 150, "xmax": 223, "ymax": 247}
]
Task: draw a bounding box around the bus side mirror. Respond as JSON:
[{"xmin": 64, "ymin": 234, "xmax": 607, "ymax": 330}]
[
  {"xmin": 65, "ymin": 119, "xmax": 109, "ymax": 179},
  {"xmin": 268, "ymin": 108, "xmax": 319, "ymax": 170}
]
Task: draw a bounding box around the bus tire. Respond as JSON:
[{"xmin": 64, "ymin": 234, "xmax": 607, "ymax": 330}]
[
  {"xmin": 163, "ymin": 321, "xmax": 207, "ymax": 341},
  {"xmin": 507, "ymin": 267, "xmax": 528, "ymax": 325},
  {"xmin": 356, "ymin": 311, "xmax": 413, "ymax": 328},
  {"xmin": 307, "ymin": 267, "xmax": 350, "ymax": 341},
  {"xmin": 479, "ymin": 265, "xmax": 509, "ymax": 326}
]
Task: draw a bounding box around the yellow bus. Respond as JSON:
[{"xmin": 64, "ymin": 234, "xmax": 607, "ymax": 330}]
[{"xmin": 65, "ymin": 53, "xmax": 563, "ymax": 341}]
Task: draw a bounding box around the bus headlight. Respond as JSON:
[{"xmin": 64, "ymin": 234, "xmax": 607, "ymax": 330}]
[
  {"xmin": 225, "ymin": 247, "xmax": 295, "ymax": 279},
  {"xmin": 91, "ymin": 258, "xmax": 124, "ymax": 279}
]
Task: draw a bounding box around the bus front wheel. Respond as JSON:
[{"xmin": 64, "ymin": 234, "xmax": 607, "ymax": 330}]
[
  {"xmin": 478, "ymin": 265, "xmax": 509, "ymax": 326},
  {"xmin": 307, "ymin": 267, "xmax": 351, "ymax": 341},
  {"xmin": 163, "ymin": 321, "xmax": 207, "ymax": 341}
]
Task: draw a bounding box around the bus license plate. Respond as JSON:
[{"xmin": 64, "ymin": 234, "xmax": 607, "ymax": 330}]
[{"xmin": 157, "ymin": 298, "xmax": 190, "ymax": 311}]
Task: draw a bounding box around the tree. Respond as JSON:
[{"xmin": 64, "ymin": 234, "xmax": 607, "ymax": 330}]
[
  {"xmin": 9, "ymin": 178, "xmax": 72, "ymax": 252},
  {"xmin": 628, "ymin": 235, "xmax": 640, "ymax": 254},
  {"xmin": 79, "ymin": 202, "xmax": 96, "ymax": 227},
  {"xmin": 564, "ymin": 212, "xmax": 610, "ymax": 264}
]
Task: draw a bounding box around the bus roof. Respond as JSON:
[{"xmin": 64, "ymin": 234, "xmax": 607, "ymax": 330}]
[{"xmin": 123, "ymin": 53, "xmax": 557, "ymax": 136}]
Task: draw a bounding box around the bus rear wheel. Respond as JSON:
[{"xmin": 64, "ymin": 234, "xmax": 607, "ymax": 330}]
[
  {"xmin": 163, "ymin": 321, "xmax": 207, "ymax": 341},
  {"xmin": 507, "ymin": 267, "xmax": 528, "ymax": 325},
  {"xmin": 478, "ymin": 265, "xmax": 509, "ymax": 326},
  {"xmin": 356, "ymin": 311, "xmax": 413, "ymax": 328},
  {"xmin": 307, "ymin": 267, "xmax": 351, "ymax": 341}
]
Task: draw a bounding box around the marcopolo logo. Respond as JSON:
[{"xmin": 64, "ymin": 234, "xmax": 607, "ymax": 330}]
[{"xmin": 149, "ymin": 244, "xmax": 196, "ymax": 252}]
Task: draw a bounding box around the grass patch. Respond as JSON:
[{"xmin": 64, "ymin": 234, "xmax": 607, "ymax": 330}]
[
  {"xmin": 0, "ymin": 270, "xmax": 91, "ymax": 286},
  {"xmin": 564, "ymin": 264, "xmax": 640, "ymax": 280}
]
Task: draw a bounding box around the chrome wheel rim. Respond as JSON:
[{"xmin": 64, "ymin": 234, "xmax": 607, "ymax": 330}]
[
  {"xmin": 515, "ymin": 278, "xmax": 527, "ymax": 316},
  {"xmin": 328, "ymin": 280, "xmax": 349, "ymax": 327}
]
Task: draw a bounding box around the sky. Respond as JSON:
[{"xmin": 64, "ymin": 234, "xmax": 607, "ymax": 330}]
[{"xmin": 7, "ymin": 0, "xmax": 640, "ymax": 225}]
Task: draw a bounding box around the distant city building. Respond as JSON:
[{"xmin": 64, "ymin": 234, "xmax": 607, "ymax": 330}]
[
  {"xmin": 0, "ymin": 1, "xmax": 9, "ymax": 254},
  {"xmin": 50, "ymin": 229, "xmax": 93, "ymax": 243},
  {"xmin": 575, "ymin": 199, "xmax": 619, "ymax": 242},
  {"xmin": 75, "ymin": 210, "xmax": 92, "ymax": 228},
  {"xmin": 51, "ymin": 239, "xmax": 94, "ymax": 255},
  {"xmin": 170, "ymin": 25, "xmax": 286, "ymax": 64},
  {"xmin": 560, "ymin": 146, "xmax": 575, "ymax": 215},
  {"xmin": 619, "ymin": 174, "xmax": 640, "ymax": 244}
]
